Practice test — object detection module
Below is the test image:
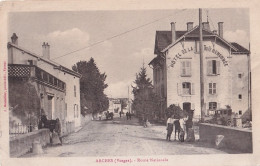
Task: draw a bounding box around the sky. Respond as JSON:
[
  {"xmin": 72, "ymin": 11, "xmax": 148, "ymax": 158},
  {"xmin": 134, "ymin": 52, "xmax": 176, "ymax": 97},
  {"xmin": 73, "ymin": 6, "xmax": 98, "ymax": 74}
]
[{"xmin": 8, "ymin": 8, "xmax": 250, "ymax": 98}]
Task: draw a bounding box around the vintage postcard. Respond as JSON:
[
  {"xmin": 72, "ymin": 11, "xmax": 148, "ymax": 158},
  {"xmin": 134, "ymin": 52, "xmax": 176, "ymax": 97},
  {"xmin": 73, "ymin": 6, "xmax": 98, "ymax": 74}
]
[{"xmin": 0, "ymin": 0, "xmax": 260, "ymax": 166}]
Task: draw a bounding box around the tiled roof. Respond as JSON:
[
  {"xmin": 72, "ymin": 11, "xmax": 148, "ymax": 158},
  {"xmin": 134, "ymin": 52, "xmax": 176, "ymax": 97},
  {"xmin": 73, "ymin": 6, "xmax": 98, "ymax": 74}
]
[
  {"xmin": 8, "ymin": 42, "xmax": 81, "ymax": 78},
  {"xmin": 231, "ymin": 42, "xmax": 250, "ymax": 54},
  {"xmin": 154, "ymin": 27, "xmax": 247, "ymax": 55},
  {"xmin": 154, "ymin": 31, "xmax": 186, "ymax": 54}
]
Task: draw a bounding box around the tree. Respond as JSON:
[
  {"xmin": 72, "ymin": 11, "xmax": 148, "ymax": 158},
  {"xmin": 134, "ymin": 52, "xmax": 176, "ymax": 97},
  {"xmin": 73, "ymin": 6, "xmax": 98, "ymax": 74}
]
[
  {"xmin": 120, "ymin": 99, "xmax": 127, "ymax": 112},
  {"xmin": 165, "ymin": 104, "xmax": 187, "ymax": 119},
  {"xmin": 72, "ymin": 58, "xmax": 109, "ymax": 116},
  {"xmin": 132, "ymin": 66, "xmax": 159, "ymax": 120}
]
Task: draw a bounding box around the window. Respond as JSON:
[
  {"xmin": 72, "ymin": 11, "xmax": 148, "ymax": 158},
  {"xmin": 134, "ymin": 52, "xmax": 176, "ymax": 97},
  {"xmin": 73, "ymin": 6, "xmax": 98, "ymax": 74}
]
[
  {"xmin": 182, "ymin": 82, "xmax": 191, "ymax": 95},
  {"xmin": 74, "ymin": 85, "xmax": 76, "ymax": 97},
  {"xmin": 238, "ymin": 94, "xmax": 242, "ymax": 99},
  {"xmin": 238, "ymin": 73, "xmax": 242, "ymax": 78},
  {"xmin": 209, "ymin": 102, "xmax": 217, "ymax": 110},
  {"xmin": 207, "ymin": 60, "xmax": 220, "ymax": 75},
  {"xmin": 209, "ymin": 83, "xmax": 217, "ymax": 94},
  {"xmin": 181, "ymin": 61, "xmax": 191, "ymax": 76},
  {"xmin": 239, "ymin": 110, "xmax": 242, "ymax": 115}
]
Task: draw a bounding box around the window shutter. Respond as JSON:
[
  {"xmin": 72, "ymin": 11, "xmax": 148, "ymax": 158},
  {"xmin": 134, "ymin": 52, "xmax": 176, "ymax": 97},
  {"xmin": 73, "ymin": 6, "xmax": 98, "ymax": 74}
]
[
  {"xmin": 206, "ymin": 102, "xmax": 209, "ymax": 110},
  {"xmin": 218, "ymin": 103, "xmax": 221, "ymax": 109},
  {"xmin": 187, "ymin": 61, "xmax": 191, "ymax": 75},
  {"xmin": 181, "ymin": 61, "xmax": 184, "ymax": 75},
  {"xmin": 216, "ymin": 61, "xmax": 220, "ymax": 74},
  {"xmin": 177, "ymin": 83, "xmax": 182, "ymax": 95},
  {"xmin": 191, "ymin": 83, "xmax": 195, "ymax": 95},
  {"xmin": 207, "ymin": 61, "xmax": 211, "ymax": 75}
]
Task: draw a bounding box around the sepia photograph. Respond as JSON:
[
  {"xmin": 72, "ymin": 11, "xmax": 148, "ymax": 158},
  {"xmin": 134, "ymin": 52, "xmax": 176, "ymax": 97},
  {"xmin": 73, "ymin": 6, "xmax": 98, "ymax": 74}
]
[{"xmin": 1, "ymin": 1, "xmax": 259, "ymax": 165}]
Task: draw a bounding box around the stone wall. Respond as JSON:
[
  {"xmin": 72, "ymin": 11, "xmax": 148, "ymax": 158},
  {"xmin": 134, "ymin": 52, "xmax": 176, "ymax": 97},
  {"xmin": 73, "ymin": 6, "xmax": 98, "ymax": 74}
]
[
  {"xmin": 10, "ymin": 129, "xmax": 50, "ymax": 157},
  {"xmin": 199, "ymin": 123, "xmax": 252, "ymax": 153}
]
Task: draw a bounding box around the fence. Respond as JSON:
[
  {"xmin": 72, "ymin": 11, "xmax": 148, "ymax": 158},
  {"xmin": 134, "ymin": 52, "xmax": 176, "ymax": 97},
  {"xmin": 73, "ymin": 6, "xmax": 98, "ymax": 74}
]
[{"xmin": 9, "ymin": 123, "xmax": 37, "ymax": 139}]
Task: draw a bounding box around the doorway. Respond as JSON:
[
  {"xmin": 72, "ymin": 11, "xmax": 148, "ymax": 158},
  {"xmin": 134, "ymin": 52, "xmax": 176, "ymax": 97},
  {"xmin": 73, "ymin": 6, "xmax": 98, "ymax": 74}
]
[{"xmin": 183, "ymin": 102, "xmax": 191, "ymax": 112}]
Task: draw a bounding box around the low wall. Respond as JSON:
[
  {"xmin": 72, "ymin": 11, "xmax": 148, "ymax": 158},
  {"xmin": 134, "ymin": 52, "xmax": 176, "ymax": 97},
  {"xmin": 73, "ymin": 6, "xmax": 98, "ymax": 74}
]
[
  {"xmin": 199, "ymin": 123, "xmax": 252, "ymax": 153},
  {"xmin": 10, "ymin": 129, "xmax": 50, "ymax": 157}
]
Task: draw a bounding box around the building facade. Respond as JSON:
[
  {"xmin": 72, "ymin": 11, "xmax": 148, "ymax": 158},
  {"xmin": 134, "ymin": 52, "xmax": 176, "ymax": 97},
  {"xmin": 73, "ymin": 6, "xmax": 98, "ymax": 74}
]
[
  {"xmin": 149, "ymin": 22, "xmax": 251, "ymax": 121},
  {"xmin": 8, "ymin": 33, "xmax": 82, "ymax": 134}
]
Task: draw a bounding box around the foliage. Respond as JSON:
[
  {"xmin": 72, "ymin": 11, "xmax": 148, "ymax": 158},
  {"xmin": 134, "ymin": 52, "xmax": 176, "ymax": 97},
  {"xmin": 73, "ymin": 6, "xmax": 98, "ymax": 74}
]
[
  {"xmin": 9, "ymin": 81, "xmax": 41, "ymax": 125},
  {"xmin": 120, "ymin": 99, "xmax": 128, "ymax": 111},
  {"xmin": 132, "ymin": 66, "xmax": 160, "ymax": 120},
  {"xmin": 72, "ymin": 58, "xmax": 109, "ymax": 116},
  {"xmin": 165, "ymin": 104, "xmax": 187, "ymax": 119}
]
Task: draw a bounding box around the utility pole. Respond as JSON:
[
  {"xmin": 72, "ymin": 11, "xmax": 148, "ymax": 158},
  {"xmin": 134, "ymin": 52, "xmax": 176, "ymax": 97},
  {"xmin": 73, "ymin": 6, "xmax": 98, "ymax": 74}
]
[{"xmin": 199, "ymin": 8, "xmax": 205, "ymax": 122}]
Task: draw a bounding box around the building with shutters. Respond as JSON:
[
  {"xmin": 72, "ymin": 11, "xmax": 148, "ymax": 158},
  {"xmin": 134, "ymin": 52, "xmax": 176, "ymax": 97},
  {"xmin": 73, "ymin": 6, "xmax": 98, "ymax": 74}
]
[
  {"xmin": 149, "ymin": 22, "xmax": 251, "ymax": 121},
  {"xmin": 8, "ymin": 33, "xmax": 82, "ymax": 135}
]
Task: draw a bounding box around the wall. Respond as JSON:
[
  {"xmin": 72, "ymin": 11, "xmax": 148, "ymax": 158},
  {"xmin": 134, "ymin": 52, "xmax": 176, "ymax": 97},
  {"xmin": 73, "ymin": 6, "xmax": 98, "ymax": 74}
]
[
  {"xmin": 10, "ymin": 129, "xmax": 50, "ymax": 157},
  {"xmin": 166, "ymin": 40, "xmax": 233, "ymax": 118},
  {"xmin": 199, "ymin": 123, "xmax": 252, "ymax": 153},
  {"xmin": 231, "ymin": 54, "xmax": 250, "ymax": 118}
]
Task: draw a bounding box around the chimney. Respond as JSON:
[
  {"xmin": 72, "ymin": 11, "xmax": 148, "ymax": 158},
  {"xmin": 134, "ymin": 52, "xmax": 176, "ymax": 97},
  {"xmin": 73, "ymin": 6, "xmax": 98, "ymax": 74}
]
[
  {"xmin": 11, "ymin": 33, "xmax": 18, "ymax": 45},
  {"xmin": 202, "ymin": 22, "xmax": 210, "ymax": 31},
  {"xmin": 218, "ymin": 22, "xmax": 224, "ymax": 38},
  {"xmin": 42, "ymin": 42, "xmax": 50, "ymax": 59},
  {"xmin": 171, "ymin": 22, "xmax": 176, "ymax": 43},
  {"xmin": 187, "ymin": 22, "xmax": 193, "ymax": 31}
]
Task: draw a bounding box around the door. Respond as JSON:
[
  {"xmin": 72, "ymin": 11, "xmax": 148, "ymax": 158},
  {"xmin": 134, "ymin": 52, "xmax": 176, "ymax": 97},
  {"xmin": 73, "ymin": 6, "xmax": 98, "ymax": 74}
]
[{"xmin": 183, "ymin": 102, "xmax": 191, "ymax": 112}]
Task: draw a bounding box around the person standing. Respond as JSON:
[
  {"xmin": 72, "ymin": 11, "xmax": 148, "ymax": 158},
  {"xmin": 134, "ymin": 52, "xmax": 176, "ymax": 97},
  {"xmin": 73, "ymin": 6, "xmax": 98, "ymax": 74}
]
[
  {"xmin": 174, "ymin": 116, "xmax": 181, "ymax": 141},
  {"xmin": 180, "ymin": 116, "xmax": 187, "ymax": 139},
  {"xmin": 166, "ymin": 115, "xmax": 175, "ymax": 141},
  {"xmin": 126, "ymin": 112, "xmax": 129, "ymax": 120},
  {"xmin": 129, "ymin": 112, "xmax": 131, "ymax": 120},
  {"xmin": 119, "ymin": 111, "xmax": 122, "ymax": 118},
  {"xmin": 54, "ymin": 118, "xmax": 62, "ymax": 145}
]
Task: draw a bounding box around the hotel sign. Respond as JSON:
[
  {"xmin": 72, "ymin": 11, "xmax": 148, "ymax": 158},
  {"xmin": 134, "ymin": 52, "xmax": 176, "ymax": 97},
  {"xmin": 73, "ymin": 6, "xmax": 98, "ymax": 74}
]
[
  {"xmin": 169, "ymin": 45, "xmax": 229, "ymax": 68},
  {"xmin": 204, "ymin": 45, "xmax": 228, "ymax": 66}
]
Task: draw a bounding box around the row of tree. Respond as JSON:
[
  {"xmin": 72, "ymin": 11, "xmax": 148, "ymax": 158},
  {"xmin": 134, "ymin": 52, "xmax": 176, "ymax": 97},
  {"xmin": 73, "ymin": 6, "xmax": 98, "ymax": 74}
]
[
  {"xmin": 131, "ymin": 66, "xmax": 188, "ymax": 121},
  {"xmin": 72, "ymin": 58, "xmax": 109, "ymax": 117},
  {"xmin": 72, "ymin": 57, "xmax": 186, "ymax": 120}
]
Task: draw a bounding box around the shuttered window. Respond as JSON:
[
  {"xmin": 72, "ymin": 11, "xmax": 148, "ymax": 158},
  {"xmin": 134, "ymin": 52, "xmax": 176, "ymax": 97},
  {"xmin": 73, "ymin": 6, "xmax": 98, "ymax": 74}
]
[
  {"xmin": 181, "ymin": 61, "xmax": 191, "ymax": 76},
  {"xmin": 209, "ymin": 83, "xmax": 217, "ymax": 94},
  {"xmin": 178, "ymin": 82, "xmax": 195, "ymax": 95},
  {"xmin": 207, "ymin": 60, "xmax": 220, "ymax": 75}
]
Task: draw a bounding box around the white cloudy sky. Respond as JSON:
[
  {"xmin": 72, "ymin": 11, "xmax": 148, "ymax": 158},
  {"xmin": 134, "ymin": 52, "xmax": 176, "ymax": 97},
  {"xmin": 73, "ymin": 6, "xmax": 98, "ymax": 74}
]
[{"xmin": 8, "ymin": 9, "xmax": 249, "ymax": 98}]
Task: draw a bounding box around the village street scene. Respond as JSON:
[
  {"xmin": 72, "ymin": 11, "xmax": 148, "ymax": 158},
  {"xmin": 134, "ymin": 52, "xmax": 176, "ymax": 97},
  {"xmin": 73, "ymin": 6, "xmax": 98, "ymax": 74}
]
[{"xmin": 7, "ymin": 8, "xmax": 252, "ymax": 158}]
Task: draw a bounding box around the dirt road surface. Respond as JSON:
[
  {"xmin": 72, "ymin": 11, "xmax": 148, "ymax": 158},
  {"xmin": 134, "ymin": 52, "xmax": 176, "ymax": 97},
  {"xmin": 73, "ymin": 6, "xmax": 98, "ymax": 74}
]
[{"xmin": 23, "ymin": 116, "xmax": 227, "ymax": 157}]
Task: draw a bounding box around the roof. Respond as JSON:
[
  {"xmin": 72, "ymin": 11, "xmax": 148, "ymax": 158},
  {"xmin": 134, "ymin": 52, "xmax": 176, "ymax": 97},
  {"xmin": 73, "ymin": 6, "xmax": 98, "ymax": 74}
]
[
  {"xmin": 154, "ymin": 31, "xmax": 186, "ymax": 54},
  {"xmin": 8, "ymin": 42, "xmax": 81, "ymax": 78},
  {"xmin": 230, "ymin": 42, "xmax": 250, "ymax": 54},
  {"xmin": 154, "ymin": 26, "xmax": 247, "ymax": 55}
]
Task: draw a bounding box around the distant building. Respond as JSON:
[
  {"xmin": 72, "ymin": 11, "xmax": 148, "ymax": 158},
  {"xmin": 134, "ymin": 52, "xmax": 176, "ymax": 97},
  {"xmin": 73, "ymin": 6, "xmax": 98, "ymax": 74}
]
[
  {"xmin": 108, "ymin": 98, "xmax": 131, "ymax": 115},
  {"xmin": 149, "ymin": 22, "xmax": 251, "ymax": 121},
  {"xmin": 8, "ymin": 33, "xmax": 82, "ymax": 134}
]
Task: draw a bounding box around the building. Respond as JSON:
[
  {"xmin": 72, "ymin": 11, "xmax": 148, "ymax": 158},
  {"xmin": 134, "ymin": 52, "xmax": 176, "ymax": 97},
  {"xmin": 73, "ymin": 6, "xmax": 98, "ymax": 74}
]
[
  {"xmin": 8, "ymin": 33, "xmax": 82, "ymax": 135},
  {"xmin": 108, "ymin": 98, "xmax": 131, "ymax": 115},
  {"xmin": 149, "ymin": 22, "xmax": 251, "ymax": 121}
]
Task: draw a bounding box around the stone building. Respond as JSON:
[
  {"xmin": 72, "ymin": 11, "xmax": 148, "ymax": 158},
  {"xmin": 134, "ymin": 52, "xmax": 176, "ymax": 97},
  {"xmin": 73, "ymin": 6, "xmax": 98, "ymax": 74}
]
[
  {"xmin": 149, "ymin": 22, "xmax": 251, "ymax": 121},
  {"xmin": 8, "ymin": 33, "xmax": 82, "ymax": 134}
]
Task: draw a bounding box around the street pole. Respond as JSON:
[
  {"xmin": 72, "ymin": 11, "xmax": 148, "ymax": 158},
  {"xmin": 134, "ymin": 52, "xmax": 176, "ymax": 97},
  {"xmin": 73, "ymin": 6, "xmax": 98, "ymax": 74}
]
[{"xmin": 199, "ymin": 8, "xmax": 205, "ymax": 122}]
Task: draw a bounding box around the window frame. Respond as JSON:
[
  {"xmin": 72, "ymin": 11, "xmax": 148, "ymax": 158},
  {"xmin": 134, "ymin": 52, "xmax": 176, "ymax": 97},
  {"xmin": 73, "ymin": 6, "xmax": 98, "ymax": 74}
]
[
  {"xmin": 180, "ymin": 61, "xmax": 191, "ymax": 77},
  {"xmin": 209, "ymin": 83, "xmax": 217, "ymax": 95},
  {"xmin": 209, "ymin": 102, "xmax": 217, "ymax": 110}
]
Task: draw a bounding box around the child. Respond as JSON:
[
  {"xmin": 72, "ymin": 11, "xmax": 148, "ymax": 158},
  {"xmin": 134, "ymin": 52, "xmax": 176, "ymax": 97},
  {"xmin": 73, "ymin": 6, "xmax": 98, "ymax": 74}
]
[{"xmin": 166, "ymin": 115, "xmax": 175, "ymax": 141}]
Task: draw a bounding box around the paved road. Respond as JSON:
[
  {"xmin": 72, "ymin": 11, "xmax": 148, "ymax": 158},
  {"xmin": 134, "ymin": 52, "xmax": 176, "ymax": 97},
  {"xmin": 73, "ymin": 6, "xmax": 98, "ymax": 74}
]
[{"xmin": 24, "ymin": 116, "xmax": 227, "ymax": 157}]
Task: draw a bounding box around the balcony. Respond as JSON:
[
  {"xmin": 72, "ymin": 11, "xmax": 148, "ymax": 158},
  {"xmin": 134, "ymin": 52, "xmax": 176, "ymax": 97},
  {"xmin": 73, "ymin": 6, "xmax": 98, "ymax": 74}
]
[{"xmin": 8, "ymin": 64, "xmax": 66, "ymax": 92}]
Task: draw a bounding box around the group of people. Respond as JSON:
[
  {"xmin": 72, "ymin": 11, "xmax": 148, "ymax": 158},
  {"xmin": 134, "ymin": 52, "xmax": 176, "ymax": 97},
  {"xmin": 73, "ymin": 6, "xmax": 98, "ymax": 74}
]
[
  {"xmin": 39, "ymin": 115, "xmax": 62, "ymax": 146},
  {"xmin": 166, "ymin": 114, "xmax": 190, "ymax": 142}
]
